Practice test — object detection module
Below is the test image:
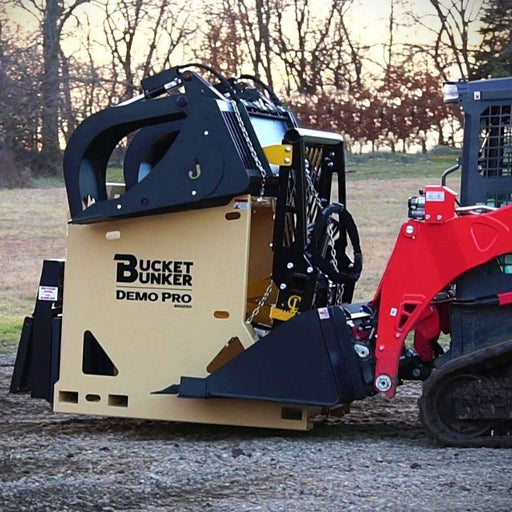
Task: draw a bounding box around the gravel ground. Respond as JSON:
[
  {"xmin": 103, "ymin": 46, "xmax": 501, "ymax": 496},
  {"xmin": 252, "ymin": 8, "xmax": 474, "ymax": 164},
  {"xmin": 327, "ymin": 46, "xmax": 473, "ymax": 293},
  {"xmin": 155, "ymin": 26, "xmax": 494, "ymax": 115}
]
[{"xmin": 1, "ymin": 348, "xmax": 511, "ymax": 512}]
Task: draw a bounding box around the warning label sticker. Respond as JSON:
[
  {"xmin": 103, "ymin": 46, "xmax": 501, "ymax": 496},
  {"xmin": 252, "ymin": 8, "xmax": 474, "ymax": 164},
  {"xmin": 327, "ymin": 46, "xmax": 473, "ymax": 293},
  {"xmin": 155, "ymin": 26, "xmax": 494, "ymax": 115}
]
[
  {"xmin": 318, "ymin": 308, "xmax": 330, "ymax": 320},
  {"xmin": 38, "ymin": 286, "xmax": 59, "ymax": 302},
  {"xmin": 425, "ymin": 190, "xmax": 445, "ymax": 202}
]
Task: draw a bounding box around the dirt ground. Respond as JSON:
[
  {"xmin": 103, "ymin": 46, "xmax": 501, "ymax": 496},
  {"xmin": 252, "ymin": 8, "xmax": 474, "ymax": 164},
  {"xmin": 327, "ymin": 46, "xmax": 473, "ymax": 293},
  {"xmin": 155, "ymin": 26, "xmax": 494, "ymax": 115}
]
[
  {"xmin": 2, "ymin": 184, "xmax": 512, "ymax": 511},
  {"xmin": 1, "ymin": 347, "xmax": 511, "ymax": 512}
]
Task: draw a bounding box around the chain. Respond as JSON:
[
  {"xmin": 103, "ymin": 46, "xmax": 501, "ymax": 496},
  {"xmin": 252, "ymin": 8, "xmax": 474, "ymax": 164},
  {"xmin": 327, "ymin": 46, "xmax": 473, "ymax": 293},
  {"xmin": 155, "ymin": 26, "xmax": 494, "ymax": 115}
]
[
  {"xmin": 233, "ymin": 100, "xmax": 277, "ymax": 323},
  {"xmin": 246, "ymin": 281, "xmax": 274, "ymax": 324},
  {"xmin": 232, "ymin": 101, "xmax": 267, "ymax": 199},
  {"xmin": 305, "ymin": 172, "xmax": 339, "ymax": 273},
  {"xmin": 232, "ymin": 100, "xmax": 274, "ymax": 324},
  {"xmin": 305, "ymin": 171, "xmax": 344, "ymax": 304}
]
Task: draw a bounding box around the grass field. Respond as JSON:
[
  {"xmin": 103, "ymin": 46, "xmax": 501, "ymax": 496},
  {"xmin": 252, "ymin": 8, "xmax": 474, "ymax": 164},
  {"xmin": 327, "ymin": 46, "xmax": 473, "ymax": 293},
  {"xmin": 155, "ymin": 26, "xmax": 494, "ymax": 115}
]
[{"xmin": 0, "ymin": 152, "xmax": 461, "ymax": 349}]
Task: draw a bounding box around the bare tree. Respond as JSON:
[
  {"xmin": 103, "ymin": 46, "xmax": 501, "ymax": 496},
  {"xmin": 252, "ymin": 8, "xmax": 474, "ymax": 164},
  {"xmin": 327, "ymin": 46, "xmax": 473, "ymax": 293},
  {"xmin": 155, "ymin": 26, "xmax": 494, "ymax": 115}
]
[
  {"xmin": 0, "ymin": 13, "xmax": 43, "ymax": 184},
  {"xmin": 34, "ymin": 1, "xmax": 91, "ymax": 173},
  {"xmin": 3, "ymin": 0, "xmax": 93, "ymax": 175},
  {"xmin": 271, "ymin": 0, "xmax": 362, "ymax": 95},
  {"xmin": 193, "ymin": 0, "xmax": 243, "ymax": 75},
  {"xmin": 102, "ymin": 0, "xmax": 142, "ymax": 102},
  {"xmin": 386, "ymin": 0, "xmax": 395, "ymax": 74},
  {"xmin": 194, "ymin": 0, "xmax": 279, "ymax": 88},
  {"xmin": 325, "ymin": 0, "xmax": 362, "ymax": 92},
  {"xmin": 141, "ymin": 1, "xmax": 193, "ymax": 75},
  {"xmin": 231, "ymin": 0, "xmax": 276, "ymax": 87},
  {"xmin": 405, "ymin": 0, "xmax": 484, "ymax": 80},
  {"xmin": 60, "ymin": 15, "xmax": 104, "ymax": 125},
  {"xmin": 273, "ymin": 0, "xmax": 334, "ymax": 94},
  {"xmin": 101, "ymin": 0, "xmax": 193, "ymax": 103}
]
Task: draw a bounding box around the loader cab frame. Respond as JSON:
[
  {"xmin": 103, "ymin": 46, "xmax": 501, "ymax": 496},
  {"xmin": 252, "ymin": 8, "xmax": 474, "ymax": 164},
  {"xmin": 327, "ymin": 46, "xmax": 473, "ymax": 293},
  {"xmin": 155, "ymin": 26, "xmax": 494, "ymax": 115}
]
[{"xmin": 445, "ymin": 77, "xmax": 512, "ymax": 207}]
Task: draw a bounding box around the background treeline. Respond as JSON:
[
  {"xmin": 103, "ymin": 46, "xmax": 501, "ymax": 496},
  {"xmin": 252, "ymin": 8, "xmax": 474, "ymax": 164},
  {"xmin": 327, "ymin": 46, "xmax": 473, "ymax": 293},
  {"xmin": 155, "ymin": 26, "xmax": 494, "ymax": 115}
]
[{"xmin": 0, "ymin": 0, "xmax": 511, "ymax": 186}]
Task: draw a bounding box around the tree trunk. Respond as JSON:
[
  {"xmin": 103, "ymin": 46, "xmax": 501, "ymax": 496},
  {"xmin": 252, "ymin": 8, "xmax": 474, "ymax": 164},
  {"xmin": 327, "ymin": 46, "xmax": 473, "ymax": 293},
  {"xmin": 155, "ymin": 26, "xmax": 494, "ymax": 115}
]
[
  {"xmin": 41, "ymin": 0, "xmax": 63, "ymax": 176},
  {"xmin": 436, "ymin": 121, "xmax": 445, "ymax": 145}
]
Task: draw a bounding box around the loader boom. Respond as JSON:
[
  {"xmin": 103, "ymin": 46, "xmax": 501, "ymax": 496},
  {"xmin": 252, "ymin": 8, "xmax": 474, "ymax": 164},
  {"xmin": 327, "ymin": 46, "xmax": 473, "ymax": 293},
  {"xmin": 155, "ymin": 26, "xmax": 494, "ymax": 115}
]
[{"xmin": 373, "ymin": 187, "xmax": 512, "ymax": 397}]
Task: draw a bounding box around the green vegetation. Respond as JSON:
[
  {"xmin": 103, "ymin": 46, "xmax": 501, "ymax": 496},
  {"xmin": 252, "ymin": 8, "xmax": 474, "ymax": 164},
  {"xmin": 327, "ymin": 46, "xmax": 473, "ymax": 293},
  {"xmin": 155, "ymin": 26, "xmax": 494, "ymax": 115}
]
[
  {"xmin": 20, "ymin": 151, "xmax": 465, "ymax": 191},
  {"xmin": 0, "ymin": 319, "xmax": 23, "ymax": 351},
  {"xmin": 32, "ymin": 175, "xmax": 65, "ymax": 188},
  {"xmin": 106, "ymin": 166, "xmax": 124, "ymax": 183},
  {"xmin": 347, "ymin": 147, "xmax": 461, "ymax": 181},
  {"xmin": 36, "ymin": 150, "xmax": 463, "ymax": 188},
  {"xmin": 474, "ymin": 0, "xmax": 512, "ymax": 79},
  {"xmin": 32, "ymin": 167, "xmax": 124, "ymax": 188}
]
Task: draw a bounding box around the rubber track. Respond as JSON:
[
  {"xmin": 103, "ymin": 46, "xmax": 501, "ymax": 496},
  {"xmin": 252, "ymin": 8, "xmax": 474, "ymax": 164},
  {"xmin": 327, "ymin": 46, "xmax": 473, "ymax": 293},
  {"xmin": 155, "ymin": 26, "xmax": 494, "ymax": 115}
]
[{"xmin": 418, "ymin": 339, "xmax": 512, "ymax": 448}]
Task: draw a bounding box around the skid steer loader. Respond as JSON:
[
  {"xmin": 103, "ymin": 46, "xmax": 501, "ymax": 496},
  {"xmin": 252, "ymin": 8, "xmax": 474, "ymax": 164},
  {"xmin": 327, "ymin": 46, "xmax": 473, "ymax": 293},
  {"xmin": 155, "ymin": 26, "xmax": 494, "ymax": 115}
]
[{"xmin": 10, "ymin": 64, "xmax": 512, "ymax": 446}]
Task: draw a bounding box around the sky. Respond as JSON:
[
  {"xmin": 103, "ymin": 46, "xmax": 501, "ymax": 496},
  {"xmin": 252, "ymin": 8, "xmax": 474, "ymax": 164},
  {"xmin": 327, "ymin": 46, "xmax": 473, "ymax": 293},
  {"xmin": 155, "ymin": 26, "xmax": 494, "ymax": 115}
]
[
  {"xmin": 4, "ymin": 0, "xmax": 483, "ymax": 44},
  {"xmin": 4, "ymin": 0, "xmax": 485, "ymax": 82}
]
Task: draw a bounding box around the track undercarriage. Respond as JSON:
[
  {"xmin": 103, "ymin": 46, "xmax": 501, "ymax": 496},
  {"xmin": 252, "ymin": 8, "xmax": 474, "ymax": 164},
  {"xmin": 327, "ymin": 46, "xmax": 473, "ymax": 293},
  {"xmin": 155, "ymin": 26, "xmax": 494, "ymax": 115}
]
[{"xmin": 420, "ymin": 340, "xmax": 512, "ymax": 447}]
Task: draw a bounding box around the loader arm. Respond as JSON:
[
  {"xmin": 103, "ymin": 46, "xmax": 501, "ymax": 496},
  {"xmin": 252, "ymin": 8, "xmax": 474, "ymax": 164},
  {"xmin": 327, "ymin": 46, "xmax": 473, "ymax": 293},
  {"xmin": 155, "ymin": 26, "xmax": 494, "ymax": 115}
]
[{"xmin": 372, "ymin": 186, "xmax": 512, "ymax": 397}]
